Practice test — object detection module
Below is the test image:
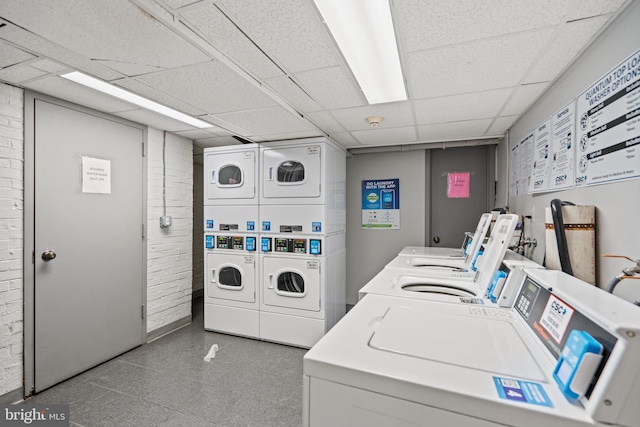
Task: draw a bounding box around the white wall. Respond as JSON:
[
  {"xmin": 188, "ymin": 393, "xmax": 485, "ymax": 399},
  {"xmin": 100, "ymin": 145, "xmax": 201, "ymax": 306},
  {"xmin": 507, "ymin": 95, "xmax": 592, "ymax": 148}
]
[
  {"xmin": 0, "ymin": 83, "xmax": 23, "ymax": 397},
  {"xmin": 146, "ymin": 129, "xmax": 193, "ymax": 332},
  {"xmin": 502, "ymin": 0, "xmax": 640, "ymax": 302},
  {"xmin": 346, "ymin": 150, "xmax": 426, "ymax": 304}
]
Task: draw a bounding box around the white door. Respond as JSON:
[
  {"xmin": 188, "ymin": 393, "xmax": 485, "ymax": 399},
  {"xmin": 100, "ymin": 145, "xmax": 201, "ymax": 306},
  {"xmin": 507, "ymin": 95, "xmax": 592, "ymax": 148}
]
[
  {"xmin": 206, "ymin": 253, "xmax": 256, "ymax": 303},
  {"xmin": 262, "ymin": 145, "xmax": 322, "ymax": 199},
  {"xmin": 204, "ymin": 148, "xmax": 257, "ymax": 203},
  {"xmin": 33, "ymin": 99, "xmax": 144, "ymax": 392},
  {"xmin": 262, "ymin": 257, "xmax": 321, "ymax": 311}
]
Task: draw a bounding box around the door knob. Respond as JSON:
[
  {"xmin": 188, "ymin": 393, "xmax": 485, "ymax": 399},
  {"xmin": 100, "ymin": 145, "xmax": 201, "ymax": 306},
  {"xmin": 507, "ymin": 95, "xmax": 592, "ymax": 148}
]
[
  {"xmin": 42, "ymin": 250, "xmax": 57, "ymax": 261},
  {"xmin": 433, "ymin": 236, "xmax": 440, "ymax": 244}
]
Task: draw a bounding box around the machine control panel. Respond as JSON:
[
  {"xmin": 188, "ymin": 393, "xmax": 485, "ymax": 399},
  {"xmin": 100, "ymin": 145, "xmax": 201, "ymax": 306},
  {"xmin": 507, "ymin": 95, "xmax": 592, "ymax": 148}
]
[
  {"xmin": 275, "ymin": 238, "xmax": 307, "ymax": 253},
  {"xmin": 261, "ymin": 237, "xmax": 272, "ymax": 252},
  {"xmin": 216, "ymin": 235, "xmax": 244, "ymax": 250}
]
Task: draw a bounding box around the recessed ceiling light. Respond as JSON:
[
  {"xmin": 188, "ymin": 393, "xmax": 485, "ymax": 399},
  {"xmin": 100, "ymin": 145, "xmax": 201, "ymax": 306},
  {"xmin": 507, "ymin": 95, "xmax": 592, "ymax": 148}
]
[
  {"xmin": 61, "ymin": 71, "xmax": 214, "ymax": 129},
  {"xmin": 313, "ymin": 0, "xmax": 407, "ymax": 105}
]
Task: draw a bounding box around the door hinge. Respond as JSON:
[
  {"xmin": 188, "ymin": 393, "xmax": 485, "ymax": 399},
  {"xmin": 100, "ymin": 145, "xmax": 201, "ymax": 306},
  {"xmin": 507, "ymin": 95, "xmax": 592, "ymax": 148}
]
[
  {"xmin": 142, "ymin": 141, "xmax": 145, "ymax": 157},
  {"xmin": 141, "ymin": 305, "xmax": 145, "ymax": 319},
  {"xmin": 32, "ymin": 250, "xmax": 35, "ymax": 264},
  {"xmin": 142, "ymin": 224, "xmax": 145, "ymax": 239}
]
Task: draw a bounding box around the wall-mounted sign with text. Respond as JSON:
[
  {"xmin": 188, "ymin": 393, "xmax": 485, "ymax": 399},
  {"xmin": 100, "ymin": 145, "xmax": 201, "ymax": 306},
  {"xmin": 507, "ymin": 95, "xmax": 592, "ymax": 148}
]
[{"xmin": 362, "ymin": 178, "xmax": 400, "ymax": 229}]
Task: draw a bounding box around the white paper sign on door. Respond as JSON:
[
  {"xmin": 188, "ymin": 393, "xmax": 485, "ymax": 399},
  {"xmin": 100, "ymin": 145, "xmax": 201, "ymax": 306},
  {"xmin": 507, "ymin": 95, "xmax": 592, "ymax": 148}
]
[{"xmin": 82, "ymin": 156, "xmax": 111, "ymax": 194}]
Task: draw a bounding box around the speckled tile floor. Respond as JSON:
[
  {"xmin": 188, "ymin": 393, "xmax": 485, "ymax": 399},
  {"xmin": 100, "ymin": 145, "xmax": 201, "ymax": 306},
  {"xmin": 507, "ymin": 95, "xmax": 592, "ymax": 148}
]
[{"xmin": 23, "ymin": 298, "xmax": 307, "ymax": 426}]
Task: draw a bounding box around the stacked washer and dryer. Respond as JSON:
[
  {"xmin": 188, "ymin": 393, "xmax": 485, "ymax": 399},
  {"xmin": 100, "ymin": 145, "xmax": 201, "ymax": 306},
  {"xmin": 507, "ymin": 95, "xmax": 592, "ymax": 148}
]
[{"xmin": 203, "ymin": 137, "xmax": 346, "ymax": 348}]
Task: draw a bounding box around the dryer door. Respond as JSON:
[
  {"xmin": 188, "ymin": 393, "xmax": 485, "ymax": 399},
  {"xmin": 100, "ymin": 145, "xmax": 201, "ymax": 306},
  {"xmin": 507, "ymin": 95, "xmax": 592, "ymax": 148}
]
[
  {"xmin": 205, "ymin": 149, "xmax": 257, "ymax": 202},
  {"xmin": 263, "ymin": 256, "xmax": 321, "ymax": 311},
  {"xmin": 206, "ymin": 253, "xmax": 256, "ymax": 303},
  {"xmin": 262, "ymin": 145, "xmax": 321, "ymax": 199}
]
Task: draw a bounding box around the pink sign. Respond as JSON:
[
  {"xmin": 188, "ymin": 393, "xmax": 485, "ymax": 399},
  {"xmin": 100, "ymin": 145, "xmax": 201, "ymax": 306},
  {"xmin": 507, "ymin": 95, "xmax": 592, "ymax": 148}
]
[{"xmin": 447, "ymin": 172, "xmax": 470, "ymax": 198}]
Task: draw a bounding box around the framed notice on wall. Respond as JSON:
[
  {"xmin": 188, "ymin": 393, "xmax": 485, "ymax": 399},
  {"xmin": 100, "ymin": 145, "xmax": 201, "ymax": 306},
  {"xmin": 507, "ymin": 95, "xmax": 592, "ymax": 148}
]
[
  {"xmin": 362, "ymin": 178, "xmax": 400, "ymax": 229},
  {"xmin": 575, "ymin": 48, "xmax": 640, "ymax": 187}
]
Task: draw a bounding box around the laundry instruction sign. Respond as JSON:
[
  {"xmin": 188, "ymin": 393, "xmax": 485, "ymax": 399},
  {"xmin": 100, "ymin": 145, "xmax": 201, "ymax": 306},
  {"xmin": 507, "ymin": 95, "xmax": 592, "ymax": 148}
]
[{"xmin": 362, "ymin": 179, "xmax": 400, "ymax": 229}]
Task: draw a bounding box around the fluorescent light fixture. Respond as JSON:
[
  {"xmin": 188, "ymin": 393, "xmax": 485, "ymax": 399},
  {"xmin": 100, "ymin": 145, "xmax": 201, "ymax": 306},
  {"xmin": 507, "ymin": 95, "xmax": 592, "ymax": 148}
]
[
  {"xmin": 313, "ymin": 0, "xmax": 406, "ymax": 104},
  {"xmin": 61, "ymin": 71, "xmax": 213, "ymax": 129}
]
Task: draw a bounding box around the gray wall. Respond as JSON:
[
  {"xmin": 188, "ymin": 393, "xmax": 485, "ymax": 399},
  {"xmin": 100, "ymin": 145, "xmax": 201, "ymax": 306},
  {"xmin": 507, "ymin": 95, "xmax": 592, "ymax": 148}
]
[
  {"xmin": 346, "ymin": 150, "xmax": 426, "ymax": 304},
  {"xmin": 500, "ymin": 0, "xmax": 640, "ymax": 303}
]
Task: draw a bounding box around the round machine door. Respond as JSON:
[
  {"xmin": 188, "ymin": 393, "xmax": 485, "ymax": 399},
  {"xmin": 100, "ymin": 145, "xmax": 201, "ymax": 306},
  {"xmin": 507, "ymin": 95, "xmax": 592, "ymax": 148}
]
[
  {"xmin": 205, "ymin": 149, "xmax": 257, "ymax": 201},
  {"xmin": 217, "ymin": 163, "xmax": 243, "ymax": 187},
  {"xmin": 206, "ymin": 254, "xmax": 256, "ymax": 303},
  {"xmin": 263, "ymin": 257, "xmax": 320, "ymax": 312},
  {"xmin": 262, "ymin": 146, "xmax": 321, "ymax": 199},
  {"xmin": 277, "ymin": 161, "xmax": 305, "ymax": 184}
]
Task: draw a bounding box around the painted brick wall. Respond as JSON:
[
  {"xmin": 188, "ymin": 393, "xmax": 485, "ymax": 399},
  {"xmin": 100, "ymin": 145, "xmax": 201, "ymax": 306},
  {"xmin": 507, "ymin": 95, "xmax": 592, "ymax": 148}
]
[
  {"xmin": 146, "ymin": 128, "xmax": 193, "ymax": 332},
  {"xmin": 0, "ymin": 83, "xmax": 24, "ymax": 396}
]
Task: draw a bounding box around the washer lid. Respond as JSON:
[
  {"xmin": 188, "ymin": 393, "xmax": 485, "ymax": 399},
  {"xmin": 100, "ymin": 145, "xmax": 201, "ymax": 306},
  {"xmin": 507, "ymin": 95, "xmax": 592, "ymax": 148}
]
[{"xmin": 368, "ymin": 305, "xmax": 545, "ymax": 381}]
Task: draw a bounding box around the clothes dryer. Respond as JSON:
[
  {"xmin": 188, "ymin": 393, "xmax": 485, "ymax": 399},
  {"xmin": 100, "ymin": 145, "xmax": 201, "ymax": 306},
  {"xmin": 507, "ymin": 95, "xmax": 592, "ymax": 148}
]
[
  {"xmin": 204, "ymin": 232, "xmax": 259, "ymax": 338},
  {"xmin": 304, "ymin": 269, "xmax": 640, "ymax": 427},
  {"xmin": 203, "ymin": 144, "xmax": 259, "ymax": 205},
  {"xmin": 259, "ymin": 233, "xmax": 345, "ymax": 348}
]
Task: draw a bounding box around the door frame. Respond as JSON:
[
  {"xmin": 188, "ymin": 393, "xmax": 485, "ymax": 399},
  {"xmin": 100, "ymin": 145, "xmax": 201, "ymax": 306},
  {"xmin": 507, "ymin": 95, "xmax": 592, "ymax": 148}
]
[
  {"xmin": 23, "ymin": 91, "xmax": 148, "ymax": 397},
  {"xmin": 424, "ymin": 143, "xmax": 496, "ymax": 247}
]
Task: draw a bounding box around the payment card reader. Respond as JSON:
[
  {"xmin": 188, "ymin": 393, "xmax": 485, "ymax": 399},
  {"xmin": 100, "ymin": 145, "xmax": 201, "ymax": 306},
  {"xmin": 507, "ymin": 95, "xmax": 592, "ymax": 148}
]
[{"xmin": 553, "ymin": 330, "xmax": 603, "ymax": 400}]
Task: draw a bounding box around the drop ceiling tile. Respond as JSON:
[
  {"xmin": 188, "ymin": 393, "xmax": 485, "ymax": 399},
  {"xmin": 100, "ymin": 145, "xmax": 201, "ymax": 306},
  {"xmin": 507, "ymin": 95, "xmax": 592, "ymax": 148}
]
[
  {"xmin": 414, "ymin": 88, "xmax": 513, "ymax": 125},
  {"xmin": 263, "ymin": 76, "xmax": 322, "ymax": 113},
  {"xmin": 163, "ymin": 0, "xmax": 199, "ymax": 9},
  {"xmin": 132, "ymin": 61, "xmax": 278, "ymax": 114},
  {"xmin": 306, "ymin": 111, "xmax": 346, "ymax": 134},
  {"xmin": 214, "ymin": 105, "xmax": 314, "ymax": 136},
  {"xmin": 113, "ymin": 108, "xmax": 199, "ymax": 133},
  {"xmin": 0, "ymin": 64, "xmax": 47, "ymax": 83},
  {"xmin": 396, "ymin": 0, "xmax": 564, "ymax": 52},
  {"xmin": 0, "ymin": 23, "xmax": 125, "ymax": 81},
  {"xmin": 180, "ymin": 3, "xmax": 284, "ymax": 80},
  {"xmin": 200, "ymin": 114, "xmax": 253, "ymax": 137},
  {"xmin": 351, "ymin": 126, "xmax": 417, "ymax": 147},
  {"xmin": 29, "ymin": 59, "xmax": 68, "ymax": 73},
  {"xmin": 408, "ymin": 28, "xmax": 554, "ymax": 99},
  {"xmin": 0, "ymin": 0, "xmax": 210, "ymax": 76},
  {"xmin": 215, "ymin": 0, "xmax": 340, "ymax": 73},
  {"xmin": 524, "ymin": 15, "xmax": 611, "ymax": 84},
  {"xmin": 565, "ymin": 0, "xmax": 627, "ymax": 21},
  {"xmin": 24, "ymin": 75, "xmax": 139, "ymax": 112},
  {"xmin": 294, "ymin": 66, "xmax": 365, "ymax": 110},
  {"xmin": 417, "ymin": 119, "xmax": 494, "ymax": 142},
  {"xmin": 329, "ymin": 102, "xmax": 415, "ymax": 132},
  {"xmin": 486, "ymin": 115, "xmax": 519, "ymax": 135},
  {"xmin": 330, "ymin": 132, "xmax": 360, "ymax": 148},
  {"xmin": 0, "ymin": 40, "xmax": 36, "ymax": 67},
  {"xmin": 501, "ymin": 82, "xmax": 549, "ymax": 116},
  {"xmin": 114, "ymin": 78, "xmax": 206, "ymax": 116}
]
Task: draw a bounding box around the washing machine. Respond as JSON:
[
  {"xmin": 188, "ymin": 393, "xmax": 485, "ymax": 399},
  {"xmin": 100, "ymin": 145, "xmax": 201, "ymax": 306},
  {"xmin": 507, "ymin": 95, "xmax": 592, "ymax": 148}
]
[
  {"xmin": 397, "ymin": 212, "xmax": 493, "ymax": 260},
  {"xmin": 360, "ymin": 250, "xmax": 544, "ymax": 309},
  {"xmin": 304, "ymin": 269, "xmax": 640, "ymax": 427},
  {"xmin": 384, "ymin": 214, "xmax": 518, "ymax": 279},
  {"xmin": 259, "ymin": 233, "xmax": 346, "ymax": 348},
  {"xmin": 204, "ymin": 232, "xmax": 259, "ymax": 338}
]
